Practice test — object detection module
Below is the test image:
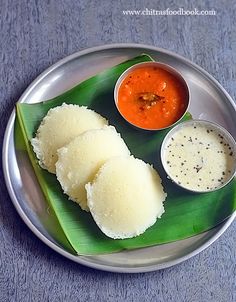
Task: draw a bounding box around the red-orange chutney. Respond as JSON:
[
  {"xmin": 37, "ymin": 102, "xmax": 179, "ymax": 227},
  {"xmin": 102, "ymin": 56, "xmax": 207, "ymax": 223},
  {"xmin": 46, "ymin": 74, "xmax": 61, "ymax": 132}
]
[{"xmin": 117, "ymin": 66, "xmax": 188, "ymax": 129}]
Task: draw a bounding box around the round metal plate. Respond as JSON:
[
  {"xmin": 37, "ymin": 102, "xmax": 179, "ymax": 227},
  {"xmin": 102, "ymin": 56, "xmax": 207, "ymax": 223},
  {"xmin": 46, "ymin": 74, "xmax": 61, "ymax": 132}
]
[{"xmin": 3, "ymin": 43, "xmax": 236, "ymax": 273}]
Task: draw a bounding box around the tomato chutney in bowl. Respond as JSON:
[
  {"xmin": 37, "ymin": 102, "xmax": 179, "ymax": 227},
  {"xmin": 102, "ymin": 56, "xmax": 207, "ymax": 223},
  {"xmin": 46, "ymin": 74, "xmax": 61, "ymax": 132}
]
[{"xmin": 114, "ymin": 62, "xmax": 189, "ymax": 131}]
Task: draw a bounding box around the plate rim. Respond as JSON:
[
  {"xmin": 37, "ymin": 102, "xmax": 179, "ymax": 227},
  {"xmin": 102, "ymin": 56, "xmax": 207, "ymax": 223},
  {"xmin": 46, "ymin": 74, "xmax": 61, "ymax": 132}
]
[{"xmin": 2, "ymin": 43, "xmax": 236, "ymax": 273}]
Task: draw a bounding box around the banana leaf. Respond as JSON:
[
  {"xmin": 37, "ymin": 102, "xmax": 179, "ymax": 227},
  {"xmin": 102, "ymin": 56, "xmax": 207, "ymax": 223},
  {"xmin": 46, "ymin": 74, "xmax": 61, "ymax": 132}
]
[{"xmin": 16, "ymin": 54, "xmax": 236, "ymax": 255}]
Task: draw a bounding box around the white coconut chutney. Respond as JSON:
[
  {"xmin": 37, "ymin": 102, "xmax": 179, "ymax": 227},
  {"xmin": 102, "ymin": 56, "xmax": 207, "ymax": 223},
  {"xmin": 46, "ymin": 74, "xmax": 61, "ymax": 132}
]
[{"xmin": 162, "ymin": 121, "xmax": 236, "ymax": 192}]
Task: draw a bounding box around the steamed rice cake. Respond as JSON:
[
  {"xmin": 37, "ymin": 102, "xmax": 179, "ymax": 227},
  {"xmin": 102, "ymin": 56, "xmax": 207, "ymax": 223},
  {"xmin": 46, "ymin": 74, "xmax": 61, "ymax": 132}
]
[
  {"xmin": 56, "ymin": 126, "xmax": 130, "ymax": 211},
  {"xmin": 86, "ymin": 156, "xmax": 166, "ymax": 239},
  {"xmin": 31, "ymin": 103, "xmax": 108, "ymax": 173}
]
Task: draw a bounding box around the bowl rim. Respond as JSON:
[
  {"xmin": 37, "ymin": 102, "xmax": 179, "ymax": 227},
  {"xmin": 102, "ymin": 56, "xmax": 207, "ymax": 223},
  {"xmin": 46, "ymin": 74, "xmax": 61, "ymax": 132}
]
[
  {"xmin": 160, "ymin": 119, "xmax": 236, "ymax": 193},
  {"xmin": 114, "ymin": 61, "xmax": 190, "ymax": 131}
]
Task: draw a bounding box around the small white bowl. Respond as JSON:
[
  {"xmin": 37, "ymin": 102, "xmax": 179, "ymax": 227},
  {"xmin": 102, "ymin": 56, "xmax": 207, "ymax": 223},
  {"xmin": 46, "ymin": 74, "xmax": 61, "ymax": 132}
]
[{"xmin": 161, "ymin": 120, "xmax": 236, "ymax": 193}]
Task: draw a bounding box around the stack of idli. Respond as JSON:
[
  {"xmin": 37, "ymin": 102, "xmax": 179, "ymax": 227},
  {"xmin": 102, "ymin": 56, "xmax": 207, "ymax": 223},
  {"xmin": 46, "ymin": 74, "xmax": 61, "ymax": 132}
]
[{"xmin": 32, "ymin": 103, "xmax": 167, "ymax": 239}]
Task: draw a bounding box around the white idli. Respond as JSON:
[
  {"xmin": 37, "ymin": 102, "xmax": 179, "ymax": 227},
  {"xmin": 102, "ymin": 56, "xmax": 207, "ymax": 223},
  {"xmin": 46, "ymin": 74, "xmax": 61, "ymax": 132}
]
[
  {"xmin": 86, "ymin": 156, "xmax": 166, "ymax": 239},
  {"xmin": 31, "ymin": 103, "xmax": 108, "ymax": 173},
  {"xmin": 56, "ymin": 126, "xmax": 130, "ymax": 211}
]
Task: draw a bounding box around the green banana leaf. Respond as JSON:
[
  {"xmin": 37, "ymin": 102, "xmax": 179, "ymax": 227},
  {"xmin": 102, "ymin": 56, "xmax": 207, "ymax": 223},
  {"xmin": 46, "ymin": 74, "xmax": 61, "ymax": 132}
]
[{"xmin": 16, "ymin": 54, "xmax": 236, "ymax": 255}]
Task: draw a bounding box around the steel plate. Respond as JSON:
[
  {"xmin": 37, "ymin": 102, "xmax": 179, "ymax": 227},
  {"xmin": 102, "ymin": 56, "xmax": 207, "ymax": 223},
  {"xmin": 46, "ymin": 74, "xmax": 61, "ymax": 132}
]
[{"xmin": 3, "ymin": 43, "xmax": 236, "ymax": 273}]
